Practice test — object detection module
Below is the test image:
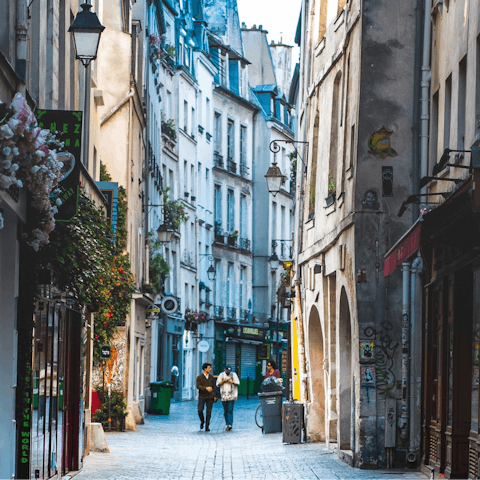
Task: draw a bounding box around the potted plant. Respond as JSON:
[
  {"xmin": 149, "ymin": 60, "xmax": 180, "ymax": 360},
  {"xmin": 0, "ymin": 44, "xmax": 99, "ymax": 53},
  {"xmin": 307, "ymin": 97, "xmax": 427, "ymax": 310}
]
[
  {"xmin": 326, "ymin": 173, "xmax": 336, "ymax": 207},
  {"xmin": 228, "ymin": 230, "xmax": 238, "ymax": 246},
  {"xmin": 162, "ymin": 187, "xmax": 188, "ymax": 228},
  {"xmin": 161, "ymin": 113, "xmax": 177, "ymax": 141},
  {"xmin": 214, "ymin": 220, "xmax": 224, "ymax": 243},
  {"xmin": 93, "ymin": 386, "xmax": 128, "ymax": 431}
]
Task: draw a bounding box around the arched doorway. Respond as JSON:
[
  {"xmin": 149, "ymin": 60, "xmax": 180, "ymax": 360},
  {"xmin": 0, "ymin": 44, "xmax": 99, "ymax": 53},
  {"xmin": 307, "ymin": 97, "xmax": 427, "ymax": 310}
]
[
  {"xmin": 308, "ymin": 305, "xmax": 325, "ymax": 441},
  {"xmin": 338, "ymin": 287, "xmax": 352, "ymax": 449}
]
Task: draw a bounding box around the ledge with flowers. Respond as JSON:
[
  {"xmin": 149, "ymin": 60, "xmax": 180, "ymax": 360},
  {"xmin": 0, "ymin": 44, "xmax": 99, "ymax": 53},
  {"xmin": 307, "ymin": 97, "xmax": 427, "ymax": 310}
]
[{"xmin": 185, "ymin": 308, "xmax": 209, "ymax": 332}]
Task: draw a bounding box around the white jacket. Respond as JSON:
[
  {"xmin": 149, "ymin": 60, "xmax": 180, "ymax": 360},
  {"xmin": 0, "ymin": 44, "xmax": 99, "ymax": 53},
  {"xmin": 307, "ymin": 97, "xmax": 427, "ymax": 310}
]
[{"xmin": 216, "ymin": 371, "xmax": 240, "ymax": 401}]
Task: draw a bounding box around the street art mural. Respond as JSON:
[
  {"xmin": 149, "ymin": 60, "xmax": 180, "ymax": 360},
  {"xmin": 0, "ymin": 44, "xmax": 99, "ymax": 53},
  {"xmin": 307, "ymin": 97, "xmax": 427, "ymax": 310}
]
[
  {"xmin": 367, "ymin": 125, "xmax": 397, "ymax": 159},
  {"xmin": 362, "ymin": 190, "xmax": 380, "ymax": 210}
]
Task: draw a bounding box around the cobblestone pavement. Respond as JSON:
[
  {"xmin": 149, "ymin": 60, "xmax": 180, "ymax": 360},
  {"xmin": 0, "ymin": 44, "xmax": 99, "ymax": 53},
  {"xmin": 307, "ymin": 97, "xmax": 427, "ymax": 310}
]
[{"xmin": 73, "ymin": 398, "xmax": 427, "ymax": 480}]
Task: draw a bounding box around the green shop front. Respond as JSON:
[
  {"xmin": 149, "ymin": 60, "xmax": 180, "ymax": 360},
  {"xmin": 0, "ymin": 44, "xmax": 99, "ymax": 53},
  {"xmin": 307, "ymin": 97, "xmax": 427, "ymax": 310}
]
[{"xmin": 214, "ymin": 324, "xmax": 270, "ymax": 396}]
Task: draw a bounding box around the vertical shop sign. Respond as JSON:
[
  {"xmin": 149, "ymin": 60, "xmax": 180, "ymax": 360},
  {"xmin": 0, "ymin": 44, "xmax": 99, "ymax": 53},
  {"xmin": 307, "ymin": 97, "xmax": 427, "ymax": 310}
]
[
  {"xmin": 37, "ymin": 110, "xmax": 83, "ymax": 222},
  {"xmin": 17, "ymin": 361, "xmax": 32, "ymax": 478}
]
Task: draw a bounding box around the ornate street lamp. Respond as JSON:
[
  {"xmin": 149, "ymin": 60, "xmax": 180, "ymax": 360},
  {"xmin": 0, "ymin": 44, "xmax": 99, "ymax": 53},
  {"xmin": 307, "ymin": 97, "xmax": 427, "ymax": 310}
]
[
  {"xmin": 265, "ymin": 161, "xmax": 285, "ymax": 197},
  {"xmin": 207, "ymin": 264, "xmax": 216, "ymax": 282},
  {"xmin": 69, "ymin": 3, "xmax": 105, "ymax": 67},
  {"xmin": 157, "ymin": 222, "xmax": 175, "ymax": 245}
]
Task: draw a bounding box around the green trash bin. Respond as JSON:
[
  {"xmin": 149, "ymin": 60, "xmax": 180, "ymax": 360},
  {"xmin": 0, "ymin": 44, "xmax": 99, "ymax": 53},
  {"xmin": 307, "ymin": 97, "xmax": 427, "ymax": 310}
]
[{"xmin": 149, "ymin": 381, "xmax": 173, "ymax": 415}]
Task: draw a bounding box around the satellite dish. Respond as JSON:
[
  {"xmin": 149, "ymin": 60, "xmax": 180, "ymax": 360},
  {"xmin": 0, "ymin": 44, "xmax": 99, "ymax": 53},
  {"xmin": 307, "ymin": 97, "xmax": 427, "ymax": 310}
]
[{"xmin": 160, "ymin": 296, "xmax": 179, "ymax": 314}]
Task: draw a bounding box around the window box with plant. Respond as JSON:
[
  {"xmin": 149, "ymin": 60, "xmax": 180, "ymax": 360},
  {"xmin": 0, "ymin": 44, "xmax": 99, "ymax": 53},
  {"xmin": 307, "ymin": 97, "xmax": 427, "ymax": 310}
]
[
  {"xmin": 149, "ymin": 33, "xmax": 177, "ymax": 64},
  {"xmin": 161, "ymin": 113, "xmax": 177, "ymax": 141},
  {"xmin": 227, "ymin": 230, "xmax": 238, "ymax": 246},
  {"xmin": 214, "ymin": 220, "xmax": 224, "ymax": 242},
  {"xmin": 326, "ymin": 173, "xmax": 336, "ymax": 207},
  {"xmin": 148, "ymin": 233, "xmax": 170, "ymax": 294},
  {"xmin": 162, "ymin": 187, "xmax": 188, "ymax": 229},
  {"xmin": 185, "ymin": 308, "xmax": 208, "ymax": 323}
]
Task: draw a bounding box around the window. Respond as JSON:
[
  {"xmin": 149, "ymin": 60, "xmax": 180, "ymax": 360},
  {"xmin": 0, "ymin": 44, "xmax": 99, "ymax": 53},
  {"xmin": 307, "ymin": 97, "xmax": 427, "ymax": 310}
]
[
  {"xmin": 240, "ymin": 266, "xmax": 246, "ymax": 310},
  {"xmin": 227, "ymin": 262, "xmax": 234, "ymax": 306},
  {"xmin": 458, "ymin": 56, "xmax": 467, "ymax": 150},
  {"xmin": 281, "ymin": 206, "xmax": 286, "ymax": 241},
  {"xmin": 240, "ymin": 126, "xmax": 247, "ymax": 175},
  {"xmin": 167, "ymin": 91, "xmax": 172, "ymax": 119},
  {"xmin": 240, "ymin": 194, "xmax": 247, "ymax": 239},
  {"xmin": 272, "ymin": 201, "xmax": 277, "ymax": 243},
  {"xmin": 206, "ymin": 98, "xmax": 211, "ymax": 133},
  {"xmin": 183, "ymin": 160, "xmax": 188, "ymax": 194},
  {"xmin": 214, "ymin": 112, "xmax": 222, "ymax": 152},
  {"xmin": 349, "ymin": 124, "xmax": 356, "ymax": 171},
  {"xmin": 214, "ymin": 184, "xmax": 222, "ymax": 226},
  {"xmin": 444, "ymin": 74, "xmax": 452, "ymax": 150},
  {"xmin": 431, "ymin": 90, "xmax": 439, "ymax": 168},
  {"xmin": 131, "ymin": 21, "xmax": 141, "ymax": 83},
  {"xmin": 198, "ymin": 91, "xmax": 203, "ymax": 128},
  {"xmin": 227, "ymin": 120, "xmax": 235, "ymax": 159},
  {"xmin": 184, "ymin": 101, "xmax": 188, "ymax": 131},
  {"xmin": 191, "ymin": 107, "xmax": 195, "ymax": 136},
  {"xmin": 308, "ymin": 114, "xmax": 319, "ymax": 218},
  {"xmin": 328, "ymin": 72, "xmax": 342, "ymax": 194},
  {"xmin": 229, "ymin": 60, "xmax": 239, "ymax": 95},
  {"xmin": 476, "ymin": 35, "xmax": 480, "ymax": 136},
  {"xmin": 190, "ymin": 164, "xmax": 194, "ymax": 195},
  {"xmin": 227, "ymin": 188, "xmax": 235, "ymax": 232},
  {"xmin": 215, "ymin": 259, "xmax": 222, "ymax": 305}
]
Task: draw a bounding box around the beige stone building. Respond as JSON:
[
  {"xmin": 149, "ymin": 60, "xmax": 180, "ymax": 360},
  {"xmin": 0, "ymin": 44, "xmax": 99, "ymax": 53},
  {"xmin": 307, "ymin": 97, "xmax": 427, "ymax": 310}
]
[{"xmin": 293, "ymin": 0, "xmax": 421, "ymax": 468}]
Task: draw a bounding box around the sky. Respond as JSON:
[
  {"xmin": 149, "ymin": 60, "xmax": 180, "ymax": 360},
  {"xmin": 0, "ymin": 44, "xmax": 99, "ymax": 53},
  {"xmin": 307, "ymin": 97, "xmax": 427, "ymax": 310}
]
[{"xmin": 237, "ymin": 0, "xmax": 302, "ymax": 66}]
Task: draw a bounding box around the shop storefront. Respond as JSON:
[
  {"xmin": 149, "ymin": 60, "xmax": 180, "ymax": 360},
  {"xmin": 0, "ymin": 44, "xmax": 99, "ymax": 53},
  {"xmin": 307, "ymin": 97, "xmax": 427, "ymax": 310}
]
[{"xmin": 214, "ymin": 324, "xmax": 267, "ymax": 395}]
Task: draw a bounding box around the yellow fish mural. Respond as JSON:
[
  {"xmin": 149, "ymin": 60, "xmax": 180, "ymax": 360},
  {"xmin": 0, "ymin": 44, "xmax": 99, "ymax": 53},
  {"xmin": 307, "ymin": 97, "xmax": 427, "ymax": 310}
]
[{"xmin": 368, "ymin": 125, "xmax": 397, "ymax": 159}]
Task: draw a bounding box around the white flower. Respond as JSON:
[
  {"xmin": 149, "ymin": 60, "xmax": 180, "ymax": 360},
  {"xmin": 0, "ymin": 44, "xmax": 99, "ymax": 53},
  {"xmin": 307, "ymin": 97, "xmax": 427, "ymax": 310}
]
[
  {"xmin": 57, "ymin": 162, "xmax": 64, "ymax": 168},
  {"xmin": 0, "ymin": 212, "xmax": 4, "ymax": 229},
  {"xmin": 12, "ymin": 148, "xmax": 19, "ymax": 156},
  {"xmin": 31, "ymin": 165, "xmax": 40, "ymax": 173},
  {"xmin": 16, "ymin": 180, "xmax": 23, "ymax": 188},
  {"xmin": 0, "ymin": 124, "xmax": 14, "ymax": 140},
  {"xmin": 3, "ymin": 147, "xmax": 11, "ymax": 156},
  {"xmin": 51, "ymin": 206, "xmax": 59, "ymax": 214},
  {"xmin": 10, "ymin": 164, "xmax": 19, "ymax": 172},
  {"xmin": 1, "ymin": 160, "xmax": 12, "ymax": 169},
  {"xmin": 53, "ymin": 188, "xmax": 61, "ymax": 194},
  {"xmin": 55, "ymin": 198, "xmax": 62, "ymax": 206}
]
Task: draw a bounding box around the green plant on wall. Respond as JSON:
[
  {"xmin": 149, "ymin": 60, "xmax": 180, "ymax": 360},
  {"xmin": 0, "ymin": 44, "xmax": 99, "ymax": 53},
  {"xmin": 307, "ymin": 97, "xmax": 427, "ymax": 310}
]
[
  {"xmin": 150, "ymin": 253, "xmax": 170, "ymax": 293},
  {"xmin": 41, "ymin": 164, "xmax": 135, "ymax": 363},
  {"xmin": 162, "ymin": 187, "xmax": 188, "ymax": 228},
  {"xmin": 328, "ymin": 173, "xmax": 336, "ymax": 193},
  {"xmin": 93, "ymin": 386, "xmax": 128, "ymax": 429}
]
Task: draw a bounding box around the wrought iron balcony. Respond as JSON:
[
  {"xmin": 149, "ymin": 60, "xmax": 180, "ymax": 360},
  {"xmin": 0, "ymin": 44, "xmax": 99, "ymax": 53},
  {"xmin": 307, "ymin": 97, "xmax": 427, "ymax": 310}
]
[
  {"xmin": 226, "ymin": 307, "xmax": 237, "ymax": 321},
  {"xmin": 214, "ymin": 152, "xmax": 224, "ymax": 169},
  {"xmin": 240, "ymin": 163, "xmax": 249, "ymax": 178},
  {"xmin": 214, "ymin": 305, "xmax": 224, "ymax": 319},
  {"xmin": 240, "ymin": 309, "xmax": 250, "ymax": 322},
  {"xmin": 238, "ymin": 237, "xmax": 250, "ymax": 252},
  {"xmin": 227, "ymin": 157, "xmax": 237, "ymax": 174}
]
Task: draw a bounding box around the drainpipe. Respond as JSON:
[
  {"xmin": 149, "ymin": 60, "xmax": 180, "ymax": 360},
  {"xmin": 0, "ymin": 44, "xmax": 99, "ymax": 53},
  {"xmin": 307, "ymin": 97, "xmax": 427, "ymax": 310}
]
[
  {"xmin": 16, "ymin": 0, "xmax": 28, "ymax": 82},
  {"xmin": 420, "ymin": 0, "xmax": 432, "ymax": 185},
  {"xmin": 408, "ymin": 254, "xmax": 423, "ymax": 464},
  {"xmin": 399, "ymin": 262, "xmax": 410, "ymax": 444},
  {"xmin": 411, "ymin": 0, "xmax": 424, "ymax": 220}
]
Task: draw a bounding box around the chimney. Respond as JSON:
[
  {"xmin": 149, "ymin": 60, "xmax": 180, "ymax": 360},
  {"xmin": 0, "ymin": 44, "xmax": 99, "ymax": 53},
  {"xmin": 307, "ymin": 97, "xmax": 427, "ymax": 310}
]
[
  {"xmin": 259, "ymin": 25, "xmax": 263, "ymax": 30},
  {"xmin": 241, "ymin": 22, "xmax": 246, "ymax": 29},
  {"xmin": 253, "ymin": 24, "xmax": 256, "ymax": 29}
]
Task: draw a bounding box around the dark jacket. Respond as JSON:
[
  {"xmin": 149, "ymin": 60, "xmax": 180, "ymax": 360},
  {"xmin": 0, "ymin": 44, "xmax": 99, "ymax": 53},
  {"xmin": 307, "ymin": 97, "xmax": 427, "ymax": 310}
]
[{"xmin": 196, "ymin": 373, "xmax": 217, "ymax": 399}]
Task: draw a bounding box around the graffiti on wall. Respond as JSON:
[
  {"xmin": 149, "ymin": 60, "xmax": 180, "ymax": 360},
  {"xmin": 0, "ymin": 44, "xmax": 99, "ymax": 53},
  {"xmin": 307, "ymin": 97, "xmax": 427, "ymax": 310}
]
[
  {"xmin": 367, "ymin": 125, "xmax": 397, "ymax": 159},
  {"xmin": 363, "ymin": 321, "xmax": 398, "ymax": 395}
]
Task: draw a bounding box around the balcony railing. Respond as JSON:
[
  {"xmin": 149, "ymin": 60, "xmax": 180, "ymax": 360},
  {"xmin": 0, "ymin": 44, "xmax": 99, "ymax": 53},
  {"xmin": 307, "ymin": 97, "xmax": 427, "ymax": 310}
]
[
  {"xmin": 214, "ymin": 305, "xmax": 224, "ymax": 319},
  {"xmin": 238, "ymin": 237, "xmax": 250, "ymax": 252},
  {"xmin": 240, "ymin": 309, "xmax": 250, "ymax": 322},
  {"xmin": 239, "ymin": 163, "xmax": 249, "ymax": 178},
  {"xmin": 227, "ymin": 157, "xmax": 237, "ymax": 174},
  {"xmin": 226, "ymin": 307, "xmax": 237, "ymax": 321},
  {"xmin": 214, "ymin": 152, "xmax": 224, "ymax": 169}
]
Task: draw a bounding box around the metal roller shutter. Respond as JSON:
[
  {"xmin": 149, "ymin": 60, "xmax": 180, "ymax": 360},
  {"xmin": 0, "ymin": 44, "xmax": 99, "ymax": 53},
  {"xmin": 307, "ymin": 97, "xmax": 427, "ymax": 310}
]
[
  {"xmin": 241, "ymin": 344, "xmax": 256, "ymax": 379},
  {"xmin": 226, "ymin": 343, "xmax": 236, "ymax": 368}
]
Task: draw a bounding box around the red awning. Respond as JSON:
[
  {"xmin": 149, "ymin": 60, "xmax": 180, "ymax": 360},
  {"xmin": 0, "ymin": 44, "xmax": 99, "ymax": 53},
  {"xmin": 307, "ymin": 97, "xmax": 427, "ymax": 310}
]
[{"xmin": 384, "ymin": 223, "xmax": 421, "ymax": 277}]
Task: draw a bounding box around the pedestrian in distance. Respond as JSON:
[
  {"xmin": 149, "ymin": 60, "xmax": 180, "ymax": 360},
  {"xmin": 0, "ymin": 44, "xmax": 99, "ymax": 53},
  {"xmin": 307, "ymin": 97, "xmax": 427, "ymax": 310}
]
[
  {"xmin": 216, "ymin": 365, "xmax": 240, "ymax": 431},
  {"xmin": 265, "ymin": 359, "xmax": 281, "ymax": 379},
  {"xmin": 196, "ymin": 362, "xmax": 217, "ymax": 432}
]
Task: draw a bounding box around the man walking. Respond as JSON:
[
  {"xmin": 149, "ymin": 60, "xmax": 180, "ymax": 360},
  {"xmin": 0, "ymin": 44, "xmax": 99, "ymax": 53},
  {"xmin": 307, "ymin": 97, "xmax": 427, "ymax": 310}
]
[
  {"xmin": 196, "ymin": 362, "xmax": 217, "ymax": 432},
  {"xmin": 216, "ymin": 365, "xmax": 240, "ymax": 431}
]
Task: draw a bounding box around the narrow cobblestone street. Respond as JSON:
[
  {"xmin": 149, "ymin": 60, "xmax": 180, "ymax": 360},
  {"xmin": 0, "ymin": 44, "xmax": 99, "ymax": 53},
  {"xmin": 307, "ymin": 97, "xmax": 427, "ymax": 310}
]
[{"xmin": 73, "ymin": 399, "xmax": 427, "ymax": 480}]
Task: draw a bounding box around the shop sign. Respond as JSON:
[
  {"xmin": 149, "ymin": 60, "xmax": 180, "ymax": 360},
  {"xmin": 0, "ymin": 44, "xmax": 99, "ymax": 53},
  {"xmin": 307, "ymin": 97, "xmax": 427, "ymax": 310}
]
[
  {"xmin": 230, "ymin": 326, "xmax": 266, "ymax": 341},
  {"xmin": 167, "ymin": 317, "xmax": 184, "ymax": 335},
  {"xmin": 37, "ymin": 110, "xmax": 83, "ymax": 222},
  {"xmin": 384, "ymin": 224, "xmax": 421, "ymax": 277},
  {"xmin": 198, "ymin": 340, "xmax": 210, "ymax": 353},
  {"xmin": 100, "ymin": 345, "xmax": 111, "ymax": 359}
]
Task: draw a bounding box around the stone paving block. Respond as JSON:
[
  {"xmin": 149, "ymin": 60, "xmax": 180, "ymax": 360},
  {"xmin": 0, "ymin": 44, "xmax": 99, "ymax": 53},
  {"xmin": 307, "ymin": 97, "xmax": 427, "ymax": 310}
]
[{"xmin": 72, "ymin": 398, "xmax": 428, "ymax": 480}]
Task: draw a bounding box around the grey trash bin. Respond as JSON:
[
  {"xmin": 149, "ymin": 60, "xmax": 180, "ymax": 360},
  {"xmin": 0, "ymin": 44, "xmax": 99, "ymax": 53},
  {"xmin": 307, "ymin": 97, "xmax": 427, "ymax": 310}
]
[
  {"xmin": 258, "ymin": 391, "xmax": 283, "ymax": 433},
  {"xmin": 282, "ymin": 402, "xmax": 304, "ymax": 443}
]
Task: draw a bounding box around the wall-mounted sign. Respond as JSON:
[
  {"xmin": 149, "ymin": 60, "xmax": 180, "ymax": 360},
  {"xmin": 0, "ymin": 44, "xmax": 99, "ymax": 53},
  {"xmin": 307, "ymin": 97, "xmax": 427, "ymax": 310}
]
[
  {"xmin": 37, "ymin": 110, "xmax": 83, "ymax": 222},
  {"xmin": 166, "ymin": 317, "xmax": 184, "ymax": 335},
  {"xmin": 100, "ymin": 345, "xmax": 111, "ymax": 359},
  {"xmin": 198, "ymin": 339, "xmax": 210, "ymax": 353}
]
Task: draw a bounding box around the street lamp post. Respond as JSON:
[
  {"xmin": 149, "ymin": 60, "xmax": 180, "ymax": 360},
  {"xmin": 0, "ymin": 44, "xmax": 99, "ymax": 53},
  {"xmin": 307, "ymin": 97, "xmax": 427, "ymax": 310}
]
[{"xmin": 69, "ymin": 3, "xmax": 105, "ymax": 169}]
